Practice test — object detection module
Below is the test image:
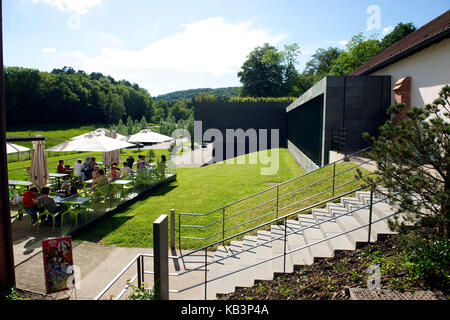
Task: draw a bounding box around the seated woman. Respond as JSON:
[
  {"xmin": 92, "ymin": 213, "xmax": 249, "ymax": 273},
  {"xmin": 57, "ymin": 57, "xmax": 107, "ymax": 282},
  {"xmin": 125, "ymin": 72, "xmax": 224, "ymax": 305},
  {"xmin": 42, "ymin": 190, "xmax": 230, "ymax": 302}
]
[
  {"xmin": 107, "ymin": 163, "xmax": 122, "ymax": 181},
  {"xmin": 92, "ymin": 165, "xmax": 100, "ymax": 180}
]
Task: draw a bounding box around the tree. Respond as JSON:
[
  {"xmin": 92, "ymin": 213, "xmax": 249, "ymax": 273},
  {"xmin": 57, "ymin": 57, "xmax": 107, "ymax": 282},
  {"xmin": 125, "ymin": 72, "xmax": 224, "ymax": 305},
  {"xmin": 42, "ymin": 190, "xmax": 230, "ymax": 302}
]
[
  {"xmin": 238, "ymin": 43, "xmax": 286, "ymax": 97},
  {"xmin": 358, "ymin": 85, "xmax": 450, "ymax": 238},
  {"xmin": 380, "ymin": 22, "xmax": 416, "ymax": 50},
  {"xmin": 330, "ymin": 33, "xmax": 382, "ymax": 75},
  {"xmin": 304, "ymin": 47, "xmax": 342, "ymax": 82}
]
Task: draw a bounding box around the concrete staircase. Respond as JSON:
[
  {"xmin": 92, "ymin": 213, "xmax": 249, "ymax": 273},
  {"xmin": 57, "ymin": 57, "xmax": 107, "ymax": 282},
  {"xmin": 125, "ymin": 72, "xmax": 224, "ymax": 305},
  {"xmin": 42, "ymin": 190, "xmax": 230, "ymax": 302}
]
[{"xmin": 204, "ymin": 190, "xmax": 399, "ymax": 300}]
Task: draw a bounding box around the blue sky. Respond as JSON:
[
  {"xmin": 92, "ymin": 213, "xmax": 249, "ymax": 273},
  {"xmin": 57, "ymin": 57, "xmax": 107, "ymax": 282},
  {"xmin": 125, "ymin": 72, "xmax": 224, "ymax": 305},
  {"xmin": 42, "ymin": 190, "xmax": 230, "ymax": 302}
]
[{"xmin": 3, "ymin": 0, "xmax": 449, "ymax": 96}]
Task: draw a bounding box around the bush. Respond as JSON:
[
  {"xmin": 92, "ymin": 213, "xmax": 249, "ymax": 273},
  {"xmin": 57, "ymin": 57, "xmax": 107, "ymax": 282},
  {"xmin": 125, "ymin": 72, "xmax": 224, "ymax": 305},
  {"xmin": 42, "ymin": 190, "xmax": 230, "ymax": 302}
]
[
  {"xmin": 127, "ymin": 283, "xmax": 159, "ymax": 300},
  {"xmin": 407, "ymin": 239, "xmax": 450, "ymax": 289}
]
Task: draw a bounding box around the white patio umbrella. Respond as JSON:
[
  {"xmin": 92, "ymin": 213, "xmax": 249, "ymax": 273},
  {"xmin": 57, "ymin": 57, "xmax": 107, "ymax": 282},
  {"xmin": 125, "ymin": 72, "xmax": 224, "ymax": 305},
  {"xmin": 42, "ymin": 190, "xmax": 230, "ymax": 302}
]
[
  {"xmin": 6, "ymin": 142, "xmax": 30, "ymax": 154},
  {"xmin": 30, "ymin": 134, "xmax": 49, "ymax": 188},
  {"xmin": 127, "ymin": 129, "xmax": 174, "ymax": 144},
  {"xmin": 46, "ymin": 134, "xmax": 135, "ymax": 152},
  {"xmin": 71, "ymin": 128, "xmax": 127, "ymax": 141},
  {"xmin": 102, "ymin": 130, "xmax": 122, "ymax": 166}
]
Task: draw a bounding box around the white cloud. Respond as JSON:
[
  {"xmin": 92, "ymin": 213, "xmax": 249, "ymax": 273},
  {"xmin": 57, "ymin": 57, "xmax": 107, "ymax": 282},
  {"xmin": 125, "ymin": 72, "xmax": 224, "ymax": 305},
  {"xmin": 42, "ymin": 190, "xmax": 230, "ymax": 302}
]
[
  {"xmin": 324, "ymin": 40, "xmax": 349, "ymax": 47},
  {"xmin": 383, "ymin": 26, "xmax": 394, "ymax": 35},
  {"xmin": 70, "ymin": 17, "xmax": 286, "ymax": 76},
  {"xmin": 32, "ymin": 0, "xmax": 102, "ymax": 15},
  {"xmin": 42, "ymin": 47, "xmax": 56, "ymax": 53}
]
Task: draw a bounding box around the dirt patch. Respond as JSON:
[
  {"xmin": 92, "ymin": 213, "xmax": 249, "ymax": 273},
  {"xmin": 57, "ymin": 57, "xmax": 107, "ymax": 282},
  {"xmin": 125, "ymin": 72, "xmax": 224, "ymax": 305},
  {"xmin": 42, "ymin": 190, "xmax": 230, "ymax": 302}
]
[{"xmin": 219, "ymin": 234, "xmax": 448, "ymax": 300}]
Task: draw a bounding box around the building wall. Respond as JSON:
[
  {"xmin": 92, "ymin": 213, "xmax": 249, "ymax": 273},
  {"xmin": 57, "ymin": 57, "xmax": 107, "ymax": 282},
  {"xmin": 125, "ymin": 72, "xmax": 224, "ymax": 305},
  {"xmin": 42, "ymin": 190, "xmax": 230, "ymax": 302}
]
[
  {"xmin": 194, "ymin": 101, "xmax": 289, "ymax": 162},
  {"xmin": 286, "ymin": 76, "xmax": 391, "ymax": 170},
  {"xmin": 371, "ymin": 38, "xmax": 450, "ymax": 108}
]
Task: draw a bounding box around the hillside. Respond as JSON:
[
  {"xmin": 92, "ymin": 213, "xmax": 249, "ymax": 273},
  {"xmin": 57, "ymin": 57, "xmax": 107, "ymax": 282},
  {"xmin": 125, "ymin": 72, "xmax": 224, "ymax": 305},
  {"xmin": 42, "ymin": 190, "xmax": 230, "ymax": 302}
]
[{"xmin": 154, "ymin": 87, "xmax": 240, "ymax": 101}]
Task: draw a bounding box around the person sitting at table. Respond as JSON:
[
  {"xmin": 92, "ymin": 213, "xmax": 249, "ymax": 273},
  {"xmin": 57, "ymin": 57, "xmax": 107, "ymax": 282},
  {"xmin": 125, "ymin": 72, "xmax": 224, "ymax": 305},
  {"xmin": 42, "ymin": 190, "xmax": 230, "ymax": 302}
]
[
  {"xmin": 59, "ymin": 182, "xmax": 78, "ymax": 198},
  {"xmin": 57, "ymin": 160, "xmax": 66, "ymax": 174},
  {"xmin": 137, "ymin": 155, "xmax": 146, "ymax": 170},
  {"xmin": 107, "ymin": 163, "xmax": 122, "ymax": 181},
  {"xmin": 22, "ymin": 186, "xmax": 39, "ymax": 223},
  {"xmin": 73, "ymin": 159, "xmax": 84, "ymax": 181},
  {"xmin": 92, "ymin": 165, "xmax": 100, "ymax": 180},
  {"xmin": 37, "ymin": 187, "xmax": 64, "ymax": 226},
  {"xmin": 120, "ymin": 162, "xmax": 133, "ymax": 177},
  {"xmin": 126, "ymin": 155, "xmax": 135, "ymax": 169},
  {"xmin": 37, "ymin": 187, "xmax": 61, "ymax": 214},
  {"xmin": 92, "ymin": 169, "xmax": 108, "ymax": 188}
]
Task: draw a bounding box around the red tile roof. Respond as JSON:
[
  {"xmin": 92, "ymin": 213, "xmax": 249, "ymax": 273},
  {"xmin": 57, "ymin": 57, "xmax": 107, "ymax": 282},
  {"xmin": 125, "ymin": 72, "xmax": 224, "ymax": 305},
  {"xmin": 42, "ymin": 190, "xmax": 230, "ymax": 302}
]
[{"xmin": 350, "ymin": 10, "xmax": 450, "ymax": 75}]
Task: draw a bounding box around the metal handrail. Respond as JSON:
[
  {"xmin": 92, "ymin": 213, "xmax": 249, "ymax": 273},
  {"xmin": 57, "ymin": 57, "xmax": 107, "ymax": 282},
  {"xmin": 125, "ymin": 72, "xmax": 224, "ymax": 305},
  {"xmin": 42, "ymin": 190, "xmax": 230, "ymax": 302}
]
[
  {"xmin": 178, "ymin": 154, "xmax": 374, "ymax": 249},
  {"xmin": 179, "ymin": 147, "xmax": 371, "ymax": 218},
  {"xmin": 97, "ymin": 186, "xmax": 395, "ymax": 300}
]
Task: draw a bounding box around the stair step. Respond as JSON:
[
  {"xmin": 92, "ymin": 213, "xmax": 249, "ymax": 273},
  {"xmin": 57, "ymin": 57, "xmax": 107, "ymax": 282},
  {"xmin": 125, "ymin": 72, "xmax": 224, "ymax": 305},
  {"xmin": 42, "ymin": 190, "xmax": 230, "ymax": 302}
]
[
  {"xmin": 255, "ymin": 231, "xmax": 274, "ymax": 281},
  {"xmin": 298, "ymin": 217, "xmax": 334, "ymax": 259},
  {"xmin": 318, "ymin": 220, "xmax": 355, "ymax": 251},
  {"xmin": 270, "ymin": 225, "xmax": 294, "ymax": 274},
  {"xmin": 285, "ymin": 220, "xmax": 314, "ymax": 266},
  {"xmin": 353, "ymin": 209, "xmax": 396, "ymax": 237},
  {"xmin": 335, "ymin": 214, "xmax": 377, "ymax": 244},
  {"xmin": 341, "ymin": 197, "xmax": 366, "ymax": 211}
]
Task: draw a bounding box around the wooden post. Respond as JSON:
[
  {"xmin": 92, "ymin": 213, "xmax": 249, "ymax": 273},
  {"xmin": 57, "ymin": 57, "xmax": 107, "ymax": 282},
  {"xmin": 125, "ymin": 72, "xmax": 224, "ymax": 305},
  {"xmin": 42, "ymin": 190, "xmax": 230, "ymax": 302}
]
[{"xmin": 153, "ymin": 215, "xmax": 169, "ymax": 300}]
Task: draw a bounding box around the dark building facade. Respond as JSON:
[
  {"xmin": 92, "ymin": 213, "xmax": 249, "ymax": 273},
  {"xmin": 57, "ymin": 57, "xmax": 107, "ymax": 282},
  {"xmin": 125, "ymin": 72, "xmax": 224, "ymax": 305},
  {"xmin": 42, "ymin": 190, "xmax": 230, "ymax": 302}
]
[
  {"xmin": 287, "ymin": 76, "xmax": 391, "ymax": 170},
  {"xmin": 194, "ymin": 76, "xmax": 391, "ymax": 170},
  {"xmin": 194, "ymin": 101, "xmax": 289, "ymax": 162}
]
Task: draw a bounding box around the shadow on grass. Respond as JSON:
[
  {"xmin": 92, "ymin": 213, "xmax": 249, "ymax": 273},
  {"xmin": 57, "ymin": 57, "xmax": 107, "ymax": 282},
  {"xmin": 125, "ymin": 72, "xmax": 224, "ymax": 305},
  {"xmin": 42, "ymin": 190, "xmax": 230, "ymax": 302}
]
[{"xmin": 73, "ymin": 216, "xmax": 134, "ymax": 243}]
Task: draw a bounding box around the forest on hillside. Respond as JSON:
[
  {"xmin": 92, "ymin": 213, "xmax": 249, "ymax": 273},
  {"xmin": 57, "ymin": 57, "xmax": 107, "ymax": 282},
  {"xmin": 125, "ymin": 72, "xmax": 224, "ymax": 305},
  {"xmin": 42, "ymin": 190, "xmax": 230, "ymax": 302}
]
[{"xmin": 154, "ymin": 87, "xmax": 239, "ymax": 101}]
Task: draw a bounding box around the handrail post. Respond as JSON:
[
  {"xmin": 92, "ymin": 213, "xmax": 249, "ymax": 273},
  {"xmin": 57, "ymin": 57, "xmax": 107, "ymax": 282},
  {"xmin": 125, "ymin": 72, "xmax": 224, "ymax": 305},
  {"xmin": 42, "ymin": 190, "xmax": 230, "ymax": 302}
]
[
  {"xmin": 276, "ymin": 186, "xmax": 279, "ymax": 218},
  {"xmin": 368, "ymin": 189, "xmax": 373, "ymax": 243},
  {"xmin": 332, "ymin": 162, "xmax": 336, "ymax": 198},
  {"xmin": 283, "ymin": 217, "xmax": 287, "ymax": 274},
  {"xmin": 170, "ymin": 209, "xmax": 175, "ymax": 250},
  {"xmin": 222, "ymin": 207, "xmax": 225, "ymax": 245},
  {"xmin": 137, "ymin": 256, "xmax": 142, "ymax": 289},
  {"xmin": 204, "ymin": 247, "xmax": 208, "ymax": 300},
  {"xmin": 178, "ymin": 212, "xmax": 182, "ymax": 252}
]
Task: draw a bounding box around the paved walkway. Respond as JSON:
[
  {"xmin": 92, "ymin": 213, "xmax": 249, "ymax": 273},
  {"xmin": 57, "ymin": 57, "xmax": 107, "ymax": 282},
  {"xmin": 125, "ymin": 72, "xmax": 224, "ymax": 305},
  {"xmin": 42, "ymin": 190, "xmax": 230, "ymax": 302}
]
[{"xmin": 12, "ymin": 219, "xmax": 210, "ymax": 300}]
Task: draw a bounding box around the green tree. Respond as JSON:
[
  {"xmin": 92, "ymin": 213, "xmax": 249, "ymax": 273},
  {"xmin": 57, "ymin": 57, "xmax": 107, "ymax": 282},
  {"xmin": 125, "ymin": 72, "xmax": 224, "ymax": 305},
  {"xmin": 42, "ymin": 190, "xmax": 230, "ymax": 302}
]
[
  {"xmin": 238, "ymin": 43, "xmax": 286, "ymax": 97},
  {"xmin": 330, "ymin": 33, "xmax": 382, "ymax": 75},
  {"xmin": 380, "ymin": 22, "xmax": 416, "ymax": 50},
  {"xmin": 304, "ymin": 47, "xmax": 342, "ymax": 82},
  {"xmin": 358, "ymin": 85, "xmax": 450, "ymax": 238}
]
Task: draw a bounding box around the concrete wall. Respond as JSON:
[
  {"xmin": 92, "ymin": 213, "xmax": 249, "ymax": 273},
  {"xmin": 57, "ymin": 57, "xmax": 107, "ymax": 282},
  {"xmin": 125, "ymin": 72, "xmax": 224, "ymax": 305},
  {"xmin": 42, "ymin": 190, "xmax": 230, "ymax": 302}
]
[
  {"xmin": 371, "ymin": 38, "xmax": 450, "ymax": 108},
  {"xmin": 194, "ymin": 101, "xmax": 289, "ymax": 162},
  {"xmin": 287, "ymin": 76, "xmax": 391, "ymax": 170}
]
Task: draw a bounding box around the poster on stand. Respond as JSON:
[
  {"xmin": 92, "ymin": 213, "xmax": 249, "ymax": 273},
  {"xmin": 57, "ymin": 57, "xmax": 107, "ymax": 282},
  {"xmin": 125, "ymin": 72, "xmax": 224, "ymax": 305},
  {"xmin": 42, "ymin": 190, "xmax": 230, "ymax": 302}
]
[{"xmin": 42, "ymin": 236, "xmax": 74, "ymax": 294}]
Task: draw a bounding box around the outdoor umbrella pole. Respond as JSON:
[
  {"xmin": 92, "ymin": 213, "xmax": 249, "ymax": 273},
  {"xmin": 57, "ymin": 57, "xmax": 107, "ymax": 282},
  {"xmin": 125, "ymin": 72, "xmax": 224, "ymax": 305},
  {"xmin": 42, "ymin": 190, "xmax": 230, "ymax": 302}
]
[{"xmin": 0, "ymin": 0, "xmax": 16, "ymax": 286}]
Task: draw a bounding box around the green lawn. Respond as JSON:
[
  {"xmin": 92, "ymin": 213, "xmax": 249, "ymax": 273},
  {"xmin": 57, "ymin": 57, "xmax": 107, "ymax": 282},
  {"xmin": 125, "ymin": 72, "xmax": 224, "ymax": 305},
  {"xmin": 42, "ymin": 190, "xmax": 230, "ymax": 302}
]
[
  {"xmin": 74, "ymin": 148, "xmax": 305, "ymax": 248},
  {"xmin": 73, "ymin": 148, "xmax": 371, "ymax": 249}
]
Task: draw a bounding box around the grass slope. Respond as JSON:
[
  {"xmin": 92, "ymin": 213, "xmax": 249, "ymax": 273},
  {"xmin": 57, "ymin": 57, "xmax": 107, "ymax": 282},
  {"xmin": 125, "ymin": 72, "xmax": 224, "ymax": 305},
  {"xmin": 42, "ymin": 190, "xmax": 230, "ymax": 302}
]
[{"xmin": 74, "ymin": 149, "xmax": 304, "ymax": 248}]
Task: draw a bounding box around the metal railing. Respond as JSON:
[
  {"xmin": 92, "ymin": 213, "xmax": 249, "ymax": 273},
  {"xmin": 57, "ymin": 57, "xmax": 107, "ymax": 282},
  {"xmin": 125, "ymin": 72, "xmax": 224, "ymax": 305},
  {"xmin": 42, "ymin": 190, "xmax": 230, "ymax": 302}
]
[
  {"xmin": 97, "ymin": 184, "xmax": 398, "ymax": 300},
  {"xmin": 178, "ymin": 147, "xmax": 373, "ymax": 249}
]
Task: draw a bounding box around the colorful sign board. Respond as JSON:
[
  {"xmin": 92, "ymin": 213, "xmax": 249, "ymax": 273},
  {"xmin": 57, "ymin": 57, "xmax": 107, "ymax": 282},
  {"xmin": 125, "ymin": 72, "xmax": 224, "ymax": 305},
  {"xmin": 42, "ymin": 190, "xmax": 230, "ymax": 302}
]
[{"xmin": 42, "ymin": 236, "xmax": 74, "ymax": 294}]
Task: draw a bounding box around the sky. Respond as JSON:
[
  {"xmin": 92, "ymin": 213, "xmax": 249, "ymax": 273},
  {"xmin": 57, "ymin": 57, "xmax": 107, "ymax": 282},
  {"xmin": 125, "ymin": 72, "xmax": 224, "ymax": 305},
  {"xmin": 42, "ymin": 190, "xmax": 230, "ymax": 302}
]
[{"xmin": 3, "ymin": 0, "xmax": 449, "ymax": 96}]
